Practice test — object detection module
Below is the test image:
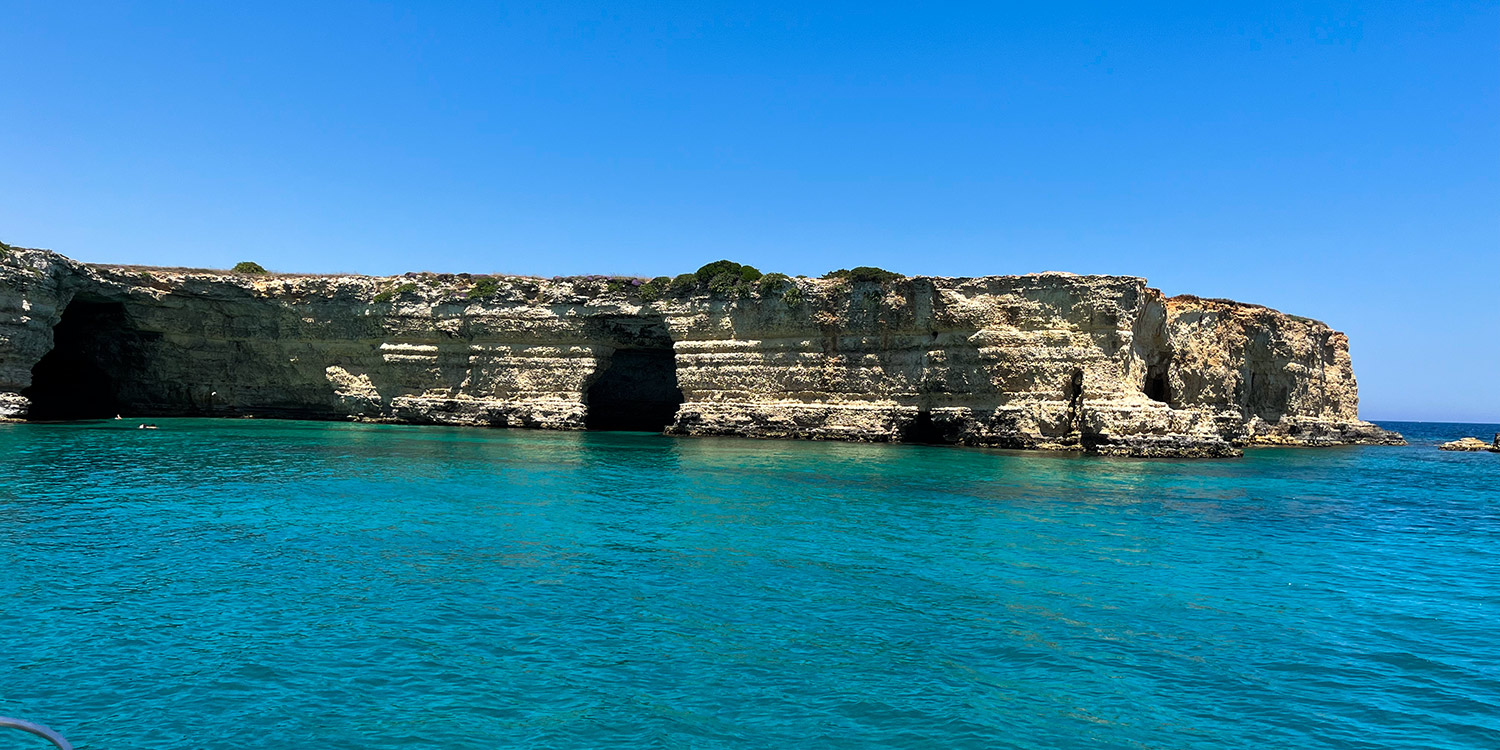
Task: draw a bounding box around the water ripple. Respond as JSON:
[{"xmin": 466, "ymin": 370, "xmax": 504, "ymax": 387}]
[{"xmin": 0, "ymin": 419, "xmax": 1496, "ymax": 749}]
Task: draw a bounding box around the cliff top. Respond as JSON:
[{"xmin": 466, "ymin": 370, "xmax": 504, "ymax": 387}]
[
  {"xmin": 3, "ymin": 243, "xmax": 1325, "ymax": 328},
  {"xmin": 5, "ymin": 249, "xmax": 1124, "ymax": 285}
]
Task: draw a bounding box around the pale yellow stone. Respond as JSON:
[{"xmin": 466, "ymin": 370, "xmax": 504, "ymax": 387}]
[{"xmin": 0, "ymin": 247, "xmax": 1404, "ymax": 456}]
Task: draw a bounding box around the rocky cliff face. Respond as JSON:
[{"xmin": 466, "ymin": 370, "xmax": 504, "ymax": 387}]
[{"xmin": 0, "ymin": 246, "xmax": 1402, "ymax": 457}]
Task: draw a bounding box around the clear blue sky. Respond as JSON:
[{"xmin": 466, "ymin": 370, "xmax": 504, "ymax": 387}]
[{"xmin": 2, "ymin": 2, "xmax": 1495, "ymax": 422}]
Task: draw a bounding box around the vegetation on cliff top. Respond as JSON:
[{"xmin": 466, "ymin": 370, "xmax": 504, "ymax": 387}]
[
  {"xmin": 637, "ymin": 276, "xmax": 673, "ymax": 301},
  {"xmin": 694, "ymin": 260, "xmax": 762, "ymax": 284},
  {"xmin": 466, "ymin": 276, "xmax": 501, "ymax": 300},
  {"xmin": 685, "ymin": 260, "xmax": 762, "ymax": 297},
  {"xmin": 642, "ymin": 261, "xmax": 903, "ymax": 298},
  {"xmin": 823, "ymin": 266, "xmax": 903, "ymax": 284},
  {"xmin": 613, "ymin": 260, "xmax": 901, "ymax": 303},
  {"xmin": 201, "ymin": 256, "xmax": 904, "ymax": 303},
  {"xmin": 373, "ymin": 282, "xmax": 418, "ymax": 303}
]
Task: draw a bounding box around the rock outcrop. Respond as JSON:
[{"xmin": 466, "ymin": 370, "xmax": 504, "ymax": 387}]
[
  {"xmin": 0, "ymin": 245, "xmax": 1403, "ymax": 457},
  {"xmin": 1439, "ymin": 437, "xmax": 1494, "ymax": 452}
]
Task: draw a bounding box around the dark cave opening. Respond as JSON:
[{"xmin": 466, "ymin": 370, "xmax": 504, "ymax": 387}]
[
  {"xmin": 899, "ymin": 411, "xmax": 958, "ymax": 445},
  {"xmin": 1144, "ymin": 366, "xmax": 1171, "ymax": 404},
  {"xmin": 584, "ymin": 348, "xmax": 684, "ymax": 432},
  {"xmin": 22, "ymin": 299, "xmax": 136, "ymax": 421}
]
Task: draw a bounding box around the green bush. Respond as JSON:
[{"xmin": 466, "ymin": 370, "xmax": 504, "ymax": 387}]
[
  {"xmin": 706, "ymin": 272, "xmax": 739, "ymax": 294},
  {"xmin": 638, "ymin": 276, "xmax": 672, "ymax": 301},
  {"xmin": 466, "ymin": 276, "xmax": 501, "ymax": 300},
  {"xmin": 783, "ymin": 284, "xmax": 803, "ymax": 307},
  {"xmin": 756, "ymin": 272, "xmax": 790, "ymax": 296},
  {"xmin": 823, "ymin": 266, "xmax": 903, "ymax": 284},
  {"xmin": 694, "ymin": 259, "xmax": 762, "ymax": 284},
  {"xmin": 375, "ymin": 281, "xmax": 419, "ymax": 303},
  {"xmin": 232, "ymin": 261, "xmax": 269, "ymax": 274},
  {"xmin": 669, "ymin": 273, "xmax": 699, "ymax": 295}
]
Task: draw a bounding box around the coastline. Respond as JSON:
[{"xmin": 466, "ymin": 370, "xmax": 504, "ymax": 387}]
[{"xmin": 0, "ymin": 246, "xmax": 1403, "ymax": 457}]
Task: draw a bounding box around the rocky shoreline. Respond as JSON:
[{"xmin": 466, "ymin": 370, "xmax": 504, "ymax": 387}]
[{"xmin": 0, "ymin": 245, "xmax": 1403, "ymax": 457}]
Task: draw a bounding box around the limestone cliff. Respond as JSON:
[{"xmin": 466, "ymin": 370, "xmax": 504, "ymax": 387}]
[{"xmin": 0, "ymin": 246, "xmax": 1402, "ymax": 457}]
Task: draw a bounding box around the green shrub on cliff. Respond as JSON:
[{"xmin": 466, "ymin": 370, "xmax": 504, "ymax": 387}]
[
  {"xmin": 466, "ymin": 276, "xmax": 500, "ymax": 300},
  {"xmin": 823, "ymin": 266, "xmax": 902, "ymax": 284},
  {"xmin": 689, "ymin": 260, "xmax": 761, "ymax": 297},
  {"xmin": 232, "ymin": 261, "xmax": 269, "ymax": 275},
  {"xmin": 649, "ymin": 261, "xmax": 778, "ymax": 298},
  {"xmin": 372, "ymin": 281, "xmax": 419, "ymax": 303},
  {"xmin": 706, "ymin": 272, "xmax": 740, "ymax": 294},
  {"xmin": 751, "ymin": 270, "xmax": 804, "ymax": 306},
  {"xmin": 637, "ymin": 276, "xmax": 672, "ymax": 301},
  {"xmin": 375, "ymin": 281, "xmax": 421, "ymax": 303},
  {"xmin": 756, "ymin": 272, "xmax": 791, "ymax": 296},
  {"xmin": 694, "ymin": 260, "xmax": 762, "ymax": 284}
]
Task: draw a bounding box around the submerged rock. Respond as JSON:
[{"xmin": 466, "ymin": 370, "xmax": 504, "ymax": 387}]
[{"xmin": 0, "ymin": 246, "xmax": 1404, "ymax": 457}]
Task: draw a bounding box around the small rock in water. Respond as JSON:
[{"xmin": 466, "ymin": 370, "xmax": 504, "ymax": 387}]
[{"xmin": 1439, "ymin": 437, "xmax": 1491, "ymax": 452}]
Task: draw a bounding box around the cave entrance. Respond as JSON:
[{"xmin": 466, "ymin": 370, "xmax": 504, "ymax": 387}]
[
  {"xmin": 1144, "ymin": 365, "xmax": 1171, "ymax": 404},
  {"xmin": 899, "ymin": 410, "xmax": 959, "ymax": 444},
  {"xmin": 584, "ymin": 348, "xmax": 684, "ymax": 432},
  {"xmin": 22, "ymin": 299, "xmax": 136, "ymax": 420}
]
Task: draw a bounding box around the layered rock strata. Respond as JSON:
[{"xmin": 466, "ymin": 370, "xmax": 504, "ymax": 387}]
[{"xmin": 0, "ymin": 246, "xmax": 1403, "ymax": 457}]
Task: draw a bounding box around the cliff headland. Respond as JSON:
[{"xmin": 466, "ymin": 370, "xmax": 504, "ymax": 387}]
[{"xmin": 0, "ymin": 245, "xmax": 1403, "ymax": 457}]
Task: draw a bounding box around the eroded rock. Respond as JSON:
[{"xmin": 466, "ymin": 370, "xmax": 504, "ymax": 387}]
[
  {"xmin": 1440, "ymin": 437, "xmax": 1493, "ymax": 452},
  {"xmin": 0, "ymin": 246, "xmax": 1404, "ymax": 457}
]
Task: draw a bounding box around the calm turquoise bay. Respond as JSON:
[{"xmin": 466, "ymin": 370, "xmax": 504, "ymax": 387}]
[{"xmin": 1, "ymin": 419, "xmax": 1497, "ymax": 749}]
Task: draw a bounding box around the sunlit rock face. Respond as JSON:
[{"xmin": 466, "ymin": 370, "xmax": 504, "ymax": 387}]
[{"xmin": 0, "ymin": 247, "xmax": 1402, "ymax": 457}]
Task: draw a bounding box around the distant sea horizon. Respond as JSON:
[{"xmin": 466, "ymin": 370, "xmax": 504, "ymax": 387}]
[{"xmin": 1372, "ymin": 419, "xmax": 1500, "ymax": 445}]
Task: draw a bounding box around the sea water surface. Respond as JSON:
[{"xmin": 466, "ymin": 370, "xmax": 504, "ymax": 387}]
[{"xmin": 1, "ymin": 419, "xmax": 1496, "ymax": 749}]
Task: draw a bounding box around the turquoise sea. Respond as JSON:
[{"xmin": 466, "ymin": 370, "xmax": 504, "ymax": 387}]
[{"xmin": 1, "ymin": 419, "xmax": 1497, "ymax": 749}]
